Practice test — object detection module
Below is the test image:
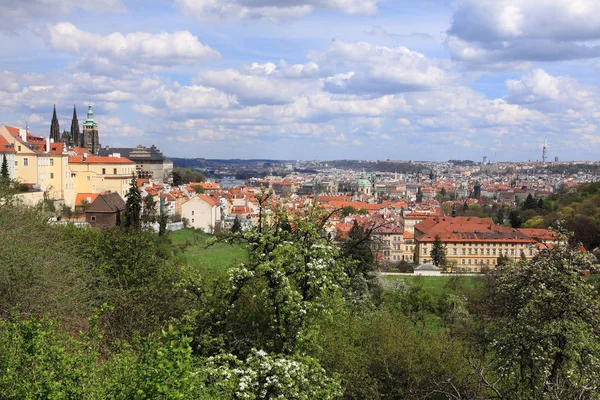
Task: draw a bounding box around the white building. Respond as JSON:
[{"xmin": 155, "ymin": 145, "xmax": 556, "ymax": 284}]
[{"xmin": 181, "ymin": 194, "xmax": 222, "ymax": 233}]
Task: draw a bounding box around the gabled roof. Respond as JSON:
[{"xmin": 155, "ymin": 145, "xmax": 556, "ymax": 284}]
[
  {"xmin": 85, "ymin": 192, "xmax": 126, "ymax": 213},
  {"xmin": 0, "ymin": 136, "xmax": 15, "ymax": 153},
  {"xmin": 75, "ymin": 193, "xmax": 99, "ymax": 206}
]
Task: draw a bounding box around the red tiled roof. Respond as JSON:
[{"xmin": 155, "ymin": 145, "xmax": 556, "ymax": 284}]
[
  {"xmin": 0, "ymin": 136, "xmax": 15, "ymax": 153},
  {"xmin": 75, "ymin": 193, "xmax": 99, "ymax": 206},
  {"xmin": 197, "ymin": 194, "xmax": 220, "ymax": 206}
]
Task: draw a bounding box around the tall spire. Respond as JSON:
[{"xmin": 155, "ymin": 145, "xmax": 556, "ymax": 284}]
[
  {"xmin": 71, "ymin": 104, "xmax": 80, "ymax": 147},
  {"xmin": 50, "ymin": 104, "xmax": 60, "ymax": 142}
]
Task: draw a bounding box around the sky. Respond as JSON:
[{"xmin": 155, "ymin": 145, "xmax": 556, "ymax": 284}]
[{"xmin": 1, "ymin": 0, "xmax": 600, "ymax": 161}]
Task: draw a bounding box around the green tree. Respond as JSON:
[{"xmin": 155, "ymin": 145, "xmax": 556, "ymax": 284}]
[
  {"xmin": 509, "ymin": 208, "xmax": 522, "ymax": 228},
  {"xmin": 172, "ymin": 169, "xmax": 182, "ymax": 186},
  {"xmin": 474, "ymin": 234, "xmax": 600, "ymax": 398},
  {"xmin": 0, "ymin": 154, "xmax": 9, "ymax": 186},
  {"xmin": 192, "ymin": 185, "xmax": 205, "ymax": 194},
  {"xmin": 207, "ymin": 197, "xmax": 349, "ymax": 356},
  {"xmin": 231, "ymin": 215, "xmax": 242, "ymax": 233},
  {"xmin": 123, "ymin": 176, "xmax": 142, "ymax": 230},
  {"xmin": 340, "ymin": 205, "xmax": 357, "ymax": 217},
  {"xmin": 430, "ymin": 234, "xmax": 447, "ymax": 267},
  {"xmin": 523, "ymin": 193, "xmax": 537, "ymax": 210},
  {"xmin": 142, "ymin": 193, "xmax": 157, "ymax": 223}
]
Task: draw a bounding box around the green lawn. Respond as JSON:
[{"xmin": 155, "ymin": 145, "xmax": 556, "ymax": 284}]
[
  {"xmin": 170, "ymin": 229, "xmax": 246, "ymax": 272},
  {"xmin": 381, "ymin": 275, "xmax": 481, "ymax": 296}
]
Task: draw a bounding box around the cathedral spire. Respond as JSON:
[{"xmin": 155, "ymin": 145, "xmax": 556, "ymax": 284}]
[
  {"xmin": 50, "ymin": 104, "xmax": 60, "ymax": 142},
  {"xmin": 71, "ymin": 104, "xmax": 80, "ymax": 147}
]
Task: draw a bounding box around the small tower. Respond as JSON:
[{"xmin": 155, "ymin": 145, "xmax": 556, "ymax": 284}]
[
  {"xmin": 50, "ymin": 105, "xmax": 60, "ymax": 142},
  {"xmin": 82, "ymin": 104, "xmax": 99, "ymax": 154},
  {"xmin": 70, "ymin": 105, "xmax": 80, "ymax": 147}
]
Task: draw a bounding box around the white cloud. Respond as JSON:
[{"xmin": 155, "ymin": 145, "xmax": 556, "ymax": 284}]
[
  {"xmin": 46, "ymin": 23, "xmax": 220, "ymax": 67},
  {"xmin": 504, "ymin": 69, "xmax": 598, "ymax": 113},
  {"xmin": 311, "ymin": 41, "xmax": 456, "ymax": 94},
  {"xmin": 447, "ymin": 0, "xmax": 600, "ymax": 66},
  {"xmin": 175, "ymin": 0, "xmax": 379, "ymax": 22}
]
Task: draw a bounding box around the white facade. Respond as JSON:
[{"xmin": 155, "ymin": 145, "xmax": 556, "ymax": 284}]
[{"xmin": 181, "ymin": 195, "xmax": 222, "ymax": 233}]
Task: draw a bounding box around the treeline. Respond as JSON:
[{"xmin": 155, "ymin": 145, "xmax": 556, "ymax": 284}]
[
  {"xmin": 1, "ymin": 192, "xmax": 600, "ymax": 398},
  {"xmin": 172, "ymin": 167, "xmax": 206, "ymax": 185}
]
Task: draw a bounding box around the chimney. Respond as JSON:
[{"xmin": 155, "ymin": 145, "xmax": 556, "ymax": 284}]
[
  {"xmin": 46, "ymin": 137, "xmax": 50, "ymax": 153},
  {"xmin": 19, "ymin": 128, "xmax": 27, "ymax": 142},
  {"xmin": 105, "ymin": 145, "xmax": 110, "ymax": 151}
]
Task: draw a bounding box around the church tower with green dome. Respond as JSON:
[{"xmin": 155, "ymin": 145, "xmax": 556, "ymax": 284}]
[{"xmin": 82, "ymin": 104, "xmax": 99, "ymax": 154}]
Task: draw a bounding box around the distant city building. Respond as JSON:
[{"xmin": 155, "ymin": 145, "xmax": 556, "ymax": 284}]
[{"xmin": 98, "ymin": 144, "xmax": 173, "ymax": 184}]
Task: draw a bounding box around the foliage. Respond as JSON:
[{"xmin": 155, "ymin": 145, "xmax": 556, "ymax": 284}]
[
  {"xmin": 0, "ymin": 205, "xmax": 89, "ymax": 326},
  {"xmin": 430, "ymin": 234, "xmax": 447, "ymax": 267},
  {"xmin": 0, "ymin": 154, "xmax": 8, "ymax": 186},
  {"xmin": 231, "ymin": 215, "xmax": 242, "ymax": 233},
  {"xmin": 123, "ymin": 176, "xmax": 142, "ymax": 230},
  {"xmin": 80, "ymin": 228, "xmax": 190, "ymax": 342},
  {"xmin": 218, "ymin": 198, "xmax": 348, "ymax": 355},
  {"xmin": 142, "ymin": 193, "xmax": 156, "ymax": 223},
  {"xmin": 205, "ymin": 349, "xmax": 341, "ymax": 399},
  {"xmin": 472, "ymin": 234, "xmax": 600, "ymax": 398},
  {"xmin": 0, "ymin": 315, "xmax": 97, "ymax": 400},
  {"xmin": 193, "ymin": 185, "xmax": 205, "ymax": 194},
  {"xmin": 172, "ymin": 167, "xmax": 206, "ymax": 184},
  {"xmin": 340, "ymin": 205, "xmax": 357, "ymax": 217}
]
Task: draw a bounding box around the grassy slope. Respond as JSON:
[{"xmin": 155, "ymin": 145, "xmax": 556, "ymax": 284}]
[
  {"xmin": 170, "ymin": 229, "xmax": 246, "ymax": 272},
  {"xmin": 381, "ymin": 275, "xmax": 480, "ymax": 296}
]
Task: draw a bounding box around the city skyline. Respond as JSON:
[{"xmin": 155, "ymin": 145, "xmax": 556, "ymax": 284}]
[{"xmin": 1, "ymin": 1, "xmax": 599, "ymax": 161}]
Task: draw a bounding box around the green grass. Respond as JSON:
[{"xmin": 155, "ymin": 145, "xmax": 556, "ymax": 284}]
[
  {"xmin": 381, "ymin": 275, "xmax": 480, "ymax": 296},
  {"xmin": 170, "ymin": 229, "xmax": 246, "ymax": 272}
]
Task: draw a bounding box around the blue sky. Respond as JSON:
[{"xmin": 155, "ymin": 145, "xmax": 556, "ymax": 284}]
[{"xmin": 1, "ymin": 0, "xmax": 600, "ymax": 161}]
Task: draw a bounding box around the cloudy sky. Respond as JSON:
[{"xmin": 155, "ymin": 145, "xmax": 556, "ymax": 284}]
[{"xmin": 1, "ymin": 0, "xmax": 600, "ymax": 161}]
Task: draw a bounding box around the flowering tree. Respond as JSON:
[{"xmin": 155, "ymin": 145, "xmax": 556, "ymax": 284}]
[
  {"xmin": 475, "ymin": 232, "xmax": 600, "ymax": 398},
  {"xmin": 223, "ymin": 190, "xmax": 348, "ymax": 355}
]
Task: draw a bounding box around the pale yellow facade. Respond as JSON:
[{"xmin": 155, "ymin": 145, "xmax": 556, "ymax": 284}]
[
  {"xmin": 0, "ymin": 126, "xmax": 76, "ymax": 207},
  {"xmin": 69, "ymin": 157, "xmax": 136, "ymax": 199}
]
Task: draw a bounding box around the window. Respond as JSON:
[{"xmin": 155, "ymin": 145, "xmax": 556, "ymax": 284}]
[
  {"xmin": 453, "ymin": 248, "xmax": 457, "ymax": 255},
  {"xmin": 50, "ymin": 158, "xmax": 54, "ymax": 166},
  {"xmin": 462, "ymin": 259, "xmax": 465, "ymax": 264},
  {"xmin": 18, "ymin": 145, "xmax": 21, "ymax": 151},
  {"xmin": 91, "ymin": 216, "xmax": 96, "ymax": 222},
  {"xmin": 192, "ymin": 211, "xmax": 194, "ymax": 215},
  {"xmin": 14, "ymin": 161, "xmax": 17, "ymax": 166},
  {"xmin": 114, "ymin": 168, "xmax": 117, "ymax": 175},
  {"xmin": 50, "ymin": 173, "xmax": 54, "ymax": 179},
  {"xmin": 462, "ymin": 248, "xmax": 466, "ymax": 255},
  {"xmin": 23, "ymin": 158, "xmax": 28, "ymax": 166},
  {"xmin": 487, "ymin": 249, "xmax": 490, "ymax": 255},
  {"xmin": 191, "ymin": 218, "xmax": 194, "ymax": 223},
  {"xmin": 87, "ymin": 176, "xmax": 90, "ymax": 181},
  {"xmin": 102, "ymin": 168, "xmax": 106, "ymax": 175}
]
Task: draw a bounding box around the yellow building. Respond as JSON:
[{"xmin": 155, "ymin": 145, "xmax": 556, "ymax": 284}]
[
  {"xmin": 68, "ymin": 153, "xmax": 136, "ymax": 199},
  {"xmin": 0, "ymin": 125, "xmax": 76, "ymax": 206},
  {"xmin": 414, "ymin": 216, "xmax": 555, "ymax": 272}
]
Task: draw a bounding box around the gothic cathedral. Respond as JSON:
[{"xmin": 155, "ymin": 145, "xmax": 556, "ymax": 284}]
[{"xmin": 49, "ymin": 104, "xmax": 99, "ymax": 154}]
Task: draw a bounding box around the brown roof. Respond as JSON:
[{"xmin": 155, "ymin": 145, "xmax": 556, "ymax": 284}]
[{"xmin": 85, "ymin": 192, "xmax": 126, "ymax": 213}]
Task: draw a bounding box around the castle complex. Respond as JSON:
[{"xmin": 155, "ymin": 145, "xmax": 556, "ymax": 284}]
[{"xmin": 50, "ymin": 104, "xmax": 99, "ymax": 154}]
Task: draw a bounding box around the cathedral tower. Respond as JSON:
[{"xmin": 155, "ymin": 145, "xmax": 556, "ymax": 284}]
[
  {"xmin": 70, "ymin": 105, "xmax": 80, "ymax": 147},
  {"xmin": 82, "ymin": 104, "xmax": 99, "ymax": 154},
  {"xmin": 50, "ymin": 104, "xmax": 60, "ymax": 142}
]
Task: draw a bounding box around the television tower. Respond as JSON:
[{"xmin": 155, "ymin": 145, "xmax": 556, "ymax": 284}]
[{"xmin": 542, "ymin": 137, "xmax": 548, "ymax": 163}]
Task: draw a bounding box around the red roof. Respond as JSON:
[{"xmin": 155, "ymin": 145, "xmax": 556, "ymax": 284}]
[
  {"xmin": 0, "ymin": 136, "xmax": 15, "ymax": 153},
  {"xmin": 75, "ymin": 193, "xmax": 99, "ymax": 206},
  {"xmin": 197, "ymin": 194, "xmax": 220, "ymax": 206}
]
